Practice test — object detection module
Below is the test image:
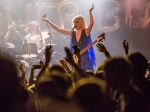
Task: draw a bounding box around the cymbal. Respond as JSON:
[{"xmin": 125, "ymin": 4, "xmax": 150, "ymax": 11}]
[
  {"xmin": 0, "ymin": 42, "xmax": 15, "ymax": 48},
  {"xmin": 44, "ymin": 43, "xmax": 57, "ymax": 46},
  {"xmin": 31, "ymin": 32, "xmax": 49, "ymax": 41},
  {"xmin": 37, "ymin": 43, "xmax": 57, "ymax": 51},
  {"xmin": 21, "ymin": 54, "xmax": 37, "ymax": 58}
]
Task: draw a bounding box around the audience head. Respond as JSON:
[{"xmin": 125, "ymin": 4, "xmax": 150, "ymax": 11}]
[
  {"xmin": 103, "ymin": 57, "xmax": 131, "ymax": 90},
  {"xmin": 0, "ymin": 56, "xmax": 28, "ymax": 111},
  {"xmin": 36, "ymin": 65, "xmax": 72, "ymax": 99},
  {"xmin": 49, "ymin": 64, "xmax": 66, "ymax": 73},
  {"xmin": 67, "ymin": 77, "xmax": 115, "ymax": 112},
  {"xmin": 95, "ymin": 64, "xmax": 106, "ymax": 80},
  {"xmin": 95, "ymin": 71, "xmax": 106, "ymax": 80},
  {"xmin": 127, "ymin": 52, "xmax": 148, "ymax": 79},
  {"xmin": 95, "ymin": 64, "xmax": 104, "ymax": 74},
  {"xmin": 86, "ymin": 70, "xmax": 95, "ymax": 77}
]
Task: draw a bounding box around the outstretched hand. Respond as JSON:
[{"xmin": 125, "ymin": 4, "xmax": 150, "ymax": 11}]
[
  {"xmin": 42, "ymin": 17, "xmax": 49, "ymax": 22},
  {"xmin": 96, "ymin": 43, "xmax": 108, "ymax": 53},
  {"xmin": 64, "ymin": 47, "xmax": 75, "ymax": 65},
  {"xmin": 36, "ymin": 45, "xmax": 53, "ymax": 80},
  {"xmin": 89, "ymin": 4, "xmax": 94, "ymax": 12},
  {"xmin": 122, "ymin": 39, "xmax": 129, "ymax": 55},
  {"xmin": 45, "ymin": 45, "xmax": 53, "ymax": 65},
  {"xmin": 96, "ymin": 43, "xmax": 111, "ymax": 59},
  {"xmin": 64, "ymin": 47, "xmax": 86, "ymax": 78}
]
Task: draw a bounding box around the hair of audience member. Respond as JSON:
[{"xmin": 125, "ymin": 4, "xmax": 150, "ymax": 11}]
[
  {"xmin": 127, "ymin": 52, "xmax": 148, "ymax": 78},
  {"xmin": 49, "ymin": 65, "xmax": 72, "ymax": 91},
  {"xmin": 36, "ymin": 75, "xmax": 59, "ymax": 98},
  {"xmin": 86, "ymin": 70, "xmax": 95, "ymax": 77},
  {"xmin": 67, "ymin": 77, "xmax": 116, "ymax": 112},
  {"xmin": 95, "ymin": 64, "xmax": 104, "ymax": 74},
  {"xmin": 36, "ymin": 65, "xmax": 72, "ymax": 99},
  {"xmin": 49, "ymin": 64, "xmax": 66, "ymax": 73},
  {"xmin": 127, "ymin": 53, "xmax": 150, "ymax": 101},
  {"xmin": 103, "ymin": 57, "xmax": 132, "ymax": 89},
  {"xmin": 28, "ymin": 84, "xmax": 36, "ymax": 93},
  {"xmin": 0, "ymin": 56, "xmax": 28, "ymax": 111},
  {"xmin": 94, "ymin": 71, "xmax": 106, "ymax": 80}
]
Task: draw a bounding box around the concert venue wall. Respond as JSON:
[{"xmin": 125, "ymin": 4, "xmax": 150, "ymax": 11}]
[{"xmin": 0, "ymin": 0, "xmax": 150, "ymax": 70}]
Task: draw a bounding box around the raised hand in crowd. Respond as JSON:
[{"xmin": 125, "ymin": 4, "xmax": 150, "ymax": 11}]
[
  {"xmin": 65, "ymin": 47, "xmax": 78, "ymax": 67},
  {"xmin": 89, "ymin": 4, "xmax": 94, "ymax": 12},
  {"xmin": 122, "ymin": 39, "xmax": 129, "ymax": 56},
  {"xmin": 28, "ymin": 67, "xmax": 35, "ymax": 87},
  {"xmin": 64, "ymin": 47, "xmax": 86, "ymax": 79},
  {"xmin": 96, "ymin": 43, "xmax": 111, "ymax": 59},
  {"xmin": 37, "ymin": 45, "xmax": 53, "ymax": 80},
  {"xmin": 19, "ymin": 64, "xmax": 28, "ymax": 88},
  {"xmin": 45, "ymin": 45, "xmax": 53, "ymax": 65}
]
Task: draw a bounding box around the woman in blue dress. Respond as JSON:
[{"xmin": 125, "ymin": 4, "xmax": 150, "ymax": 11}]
[{"xmin": 42, "ymin": 4, "xmax": 96, "ymax": 72}]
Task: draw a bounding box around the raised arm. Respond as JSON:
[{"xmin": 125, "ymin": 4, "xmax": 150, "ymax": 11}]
[
  {"xmin": 19, "ymin": 64, "xmax": 28, "ymax": 88},
  {"xmin": 96, "ymin": 43, "xmax": 112, "ymax": 60},
  {"xmin": 29, "ymin": 68, "xmax": 35, "ymax": 86},
  {"xmin": 4, "ymin": 25, "xmax": 12, "ymax": 41},
  {"xmin": 42, "ymin": 17, "xmax": 72, "ymax": 35},
  {"xmin": 64, "ymin": 47, "xmax": 86, "ymax": 79},
  {"xmin": 86, "ymin": 4, "xmax": 94, "ymax": 36},
  {"xmin": 122, "ymin": 39, "xmax": 129, "ymax": 56},
  {"xmin": 36, "ymin": 45, "xmax": 53, "ymax": 80}
]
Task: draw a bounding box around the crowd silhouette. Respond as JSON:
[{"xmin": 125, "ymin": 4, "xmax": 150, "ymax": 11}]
[{"xmin": 0, "ymin": 38, "xmax": 150, "ymax": 112}]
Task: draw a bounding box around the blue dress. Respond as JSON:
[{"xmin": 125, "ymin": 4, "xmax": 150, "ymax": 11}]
[{"xmin": 70, "ymin": 30, "xmax": 96, "ymax": 72}]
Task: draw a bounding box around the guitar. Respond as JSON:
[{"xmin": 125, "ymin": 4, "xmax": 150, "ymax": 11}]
[{"xmin": 73, "ymin": 33, "xmax": 105, "ymax": 65}]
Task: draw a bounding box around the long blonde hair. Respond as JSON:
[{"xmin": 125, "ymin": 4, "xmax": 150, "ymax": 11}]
[{"xmin": 72, "ymin": 15, "xmax": 87, "ymax": 30}]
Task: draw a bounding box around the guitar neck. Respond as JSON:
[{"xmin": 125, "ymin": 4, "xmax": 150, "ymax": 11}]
[{"xmin": 80, "ymin": 40, "xmax": 97, "ymax": 55}]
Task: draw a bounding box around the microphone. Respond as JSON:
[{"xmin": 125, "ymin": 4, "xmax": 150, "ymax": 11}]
[
  {"xmin": 71, "ymin": 26, "xmax": 76, "ymax": 31},
  {"xmin": 42, "ymin": 14, "xmax": 47, "ymax": 18}
]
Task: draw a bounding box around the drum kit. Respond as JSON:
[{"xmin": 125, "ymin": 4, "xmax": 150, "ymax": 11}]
[
  {"xmin": 0, "ymin": 41, "xmax": 15, "ymax": 48},
  {"xmin": 0, "ymin": 32, "xmax": 60, "ymax": 74}
]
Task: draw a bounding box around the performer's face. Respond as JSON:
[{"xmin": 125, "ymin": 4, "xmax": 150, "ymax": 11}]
[{"xmin": 74, "ymin": 19, "xmax": 82, "ymax": 30}]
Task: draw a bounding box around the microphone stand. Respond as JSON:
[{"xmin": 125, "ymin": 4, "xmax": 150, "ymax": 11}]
[
  {"xmin": 46, "ymin": 22, "xmax": 53, "ymax": 45},
  {"xmin": 42, "ymin": 14, "xmax": 52, "ymax": 45},
  {"xmin": 39, "ymin": 31, "xmax": 45, "ymax": 61},
  {"xmin": 39, "ymin": 32, "xmax": 43, "ymax": 44},
  {"xmin": 24, "ymin": 38, "xmax": 30, "ymax": 58}
]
